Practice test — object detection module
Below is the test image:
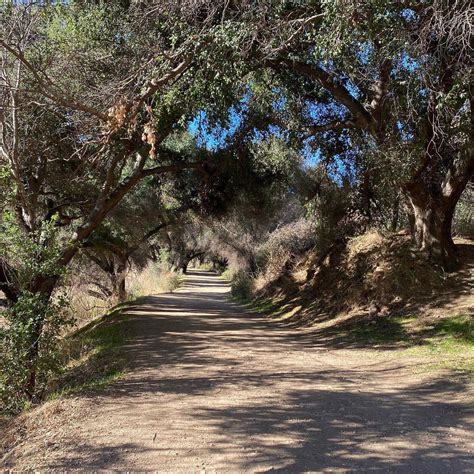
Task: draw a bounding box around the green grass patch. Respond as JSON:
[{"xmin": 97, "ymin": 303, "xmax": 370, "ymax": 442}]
[
  {"xmin": 49, "ymin": 369, "xmax": 124, "ymax": 400},
  {"xmin": 356, "ymin": 314, "xmax": 474, "ymax": 377},
  {"xmin": 348, "ymin": 315, "xmax": 416, "ymax": 345},
  {"xmin": 230, "ymin": 294, "xmax": 284, "ymax": 317},
  {"xmin": 246, "ymin": 298, "xmax": 281, "ymax": 314},
  {"xmin": 50, "ymin": 305, "xmax": 131, "ymax": 399},
  {"xmin": 406, "ymin": 315, "xmax": 473, "ymax": 376},
  {"xmin": 430, "ymin": 315, "xmax": 473, "ymax": 345},
  {"xmin": 229, "ymin": 282, "xmax": 473, "ymax": 378}
]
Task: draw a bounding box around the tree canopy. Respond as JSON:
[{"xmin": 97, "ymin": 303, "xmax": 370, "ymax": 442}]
[{"xmin": 0, "ymin": 0, "xmax": 472, "ymax": 410}]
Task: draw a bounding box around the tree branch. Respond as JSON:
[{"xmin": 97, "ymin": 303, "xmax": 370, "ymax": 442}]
[
  {"xmin": 305, "ymin": 119, "xmax": 358, "ymax": 136},
  {"xmin": 140, "ymin": 161, "xmax": 203, "ymax": 177},
  {"xmin": 266, "ymin": 58, "xmax": 376, "ymax": 133},
  {"xmin": 0, "ymin": 38, "xmax": 108, "ymax": 122},
  {"xmin": 133, "ymin": 54, "xmax": 194, "ymax": 115}
]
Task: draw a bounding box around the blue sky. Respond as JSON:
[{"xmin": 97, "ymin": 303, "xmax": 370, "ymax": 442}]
[{"xmin": 187, "ymin": 42, "xmax": 419, "ymax": 180}]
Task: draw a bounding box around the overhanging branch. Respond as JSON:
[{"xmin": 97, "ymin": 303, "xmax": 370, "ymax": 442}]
[
  {"xmin": 266, "ymin": 58, "xmax": 376, "ymax": 134},
  {"xmin": 140, "ymin": 161, "xmax": 203, "ymax": 177},
  {"xmin": 305, "ymin": 119, "xmax": 358, "ymax": 136},
  {"xmin": 0, "ymin": 38, "xmax": 108, "ymax": 122}
]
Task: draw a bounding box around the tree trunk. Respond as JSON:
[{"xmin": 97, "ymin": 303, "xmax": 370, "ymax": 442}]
[
  {"xmin": 121, "ymin": 278, "xmax": 127, "ymax": 302},
  {"xmin": 23, "ymin": 284, "xmax": 55, "ymax": 400},
  {"xmin": 390, "ymin": 195, "xmax": 400, "ymax": 232},
  {"xmin": 405, "ymin": 186, "xmax": 459, "ymax": 271},
  {"xmin": 110, "ymin": 263, "xmax": 128, "ymax": 303}
]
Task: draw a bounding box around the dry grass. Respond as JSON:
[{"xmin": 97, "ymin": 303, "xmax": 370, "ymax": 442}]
[
  {"xmin": 66, "ymin": 287, "xmax": 112, "ymax": 330},
  {"xmin": 64, "ymin": 263, "xmax": 181, "ymax": 333},
  {"xmin": 128, "ymin": 263, "xmax": 181, "ymax": 297},
  {"xmin": 251, "ymin": 232, "xmax": 473, "ymax": 344},
  {"xmin": 0, "ymin": 397, "xmax": 92, "ymax": 469}
]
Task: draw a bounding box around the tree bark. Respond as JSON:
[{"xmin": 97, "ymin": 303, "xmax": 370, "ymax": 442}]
[
  {"xmin": 0, "ymin": 259, "xmax": 19, "ymax": 303},
  {"xmin": 405, "ymin": 181, "xmax": 466, "ymax": 271},
  {"xmin": 109, "ymin": 259, "xmax": 128, "ymax": 304},
  {"xmin": 116, "ymin": 263, "xmax": 127, "ymax": 303}
]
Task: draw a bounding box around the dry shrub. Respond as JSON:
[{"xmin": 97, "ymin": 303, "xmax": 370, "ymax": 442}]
[
  {"xmin": 128, "ymin": 263, "xmax": 181, "ymax": 297},
  {"xmin": 256, "ymin": 230, "xmax": 474, "ymax": 327},
  {"xmin": 66, "ymin": 284, "xmax": 112, "ymax": 329},
  {"xmin": 231, "ymin": 271, "xmax": 254, "ymax": 300},
  {"xmin": 256, "ymin": 218, "xmax": 316, "ymax": 286},
  {"xmin": 66, "ymin": 260, "xmax": 181, "ymax": 332}
]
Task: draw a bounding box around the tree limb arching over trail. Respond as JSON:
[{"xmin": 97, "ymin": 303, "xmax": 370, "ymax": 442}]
[{"xmin": 0, "ymin": 2, "xmax": 472, "ymax": 470}]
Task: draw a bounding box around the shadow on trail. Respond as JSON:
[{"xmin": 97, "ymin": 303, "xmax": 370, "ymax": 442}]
[
  {"xmin": 194, "ymin": 378, "xmax": 473, "ymax": 472},
  {"xmin": 50, "ymin": 270, "xmax": 472, "ymax": 472}
]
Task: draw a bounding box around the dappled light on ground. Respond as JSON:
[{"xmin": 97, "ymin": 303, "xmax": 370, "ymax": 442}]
[{"xmin": 2, "ymin": 271, "xmax": 473, "ymax": 471}]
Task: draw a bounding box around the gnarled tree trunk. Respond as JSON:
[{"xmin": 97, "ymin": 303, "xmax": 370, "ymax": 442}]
[
  {"xmin": 105, "ymin": 255, "xmax": 128, "ymax": 304},
  {"xmin": 406, "ymin": 190, "xmax": 455, "ymax": 266},
  {"xmin": 405, "ymin": 160, "xmax": 473, "ymax": 270}
]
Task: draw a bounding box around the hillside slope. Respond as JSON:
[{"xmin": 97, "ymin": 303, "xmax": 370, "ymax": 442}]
[{"xmin": 249, "ymin": 232, "xmax": 473, "ymax": 372}]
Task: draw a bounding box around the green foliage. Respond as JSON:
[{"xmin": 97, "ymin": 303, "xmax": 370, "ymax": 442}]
[
  {"xmin": 45, "ymin": 2, "xmax": 109, "ymax": 53},
  {"xmin": 0, "ymin": 214, "xmax": 72, "ymax": 414},
  {"xmin": 0, "ymin": 0, "xmax": 472, "ymax": 416},
  {"xmin": 0, "ymin": 166, "xmax": 15, "ymax": 214},
  {"xmin": 230, "ymin": 271, "xmax": 253, "ymax": 300},
  {"xmin": 220, "ymin": 268, "xmax": 233, "ymax": 281},
  {"xmin": 0, "ymin": 291, "xmax": 72, "ymax": 414},
  {"xmin": 158, "ymin": 249, "xmax": 172, "ymax": 269},
  {"xmin": 305, "ymin": 171, "xmax": 353, "ymax": 252},
  {"xmin": 156, "ymin": 249, "xmax": 182, "ymax": 292},
  {"xmin": 250, "ymin": 136, "xmax": 301, "ymax": 179},
  {"xmin": 0, "ymin": 212, "xmax": 65, "ymax": 289}
]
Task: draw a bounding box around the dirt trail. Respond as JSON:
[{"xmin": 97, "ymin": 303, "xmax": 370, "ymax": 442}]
[{"xmin": 3, "ymin": 271, "xmax": 473, "ymax": 472}]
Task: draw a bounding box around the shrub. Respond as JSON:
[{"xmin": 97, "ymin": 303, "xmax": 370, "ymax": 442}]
[
  {"xmin": 0, "ymin": 292, "xmax": 73, "ymax": 414},
  {"xmin": 158, "ymin": 271, "xmax": 181, "ymax": 293},
  {"xmin": 257, "ymin": 218, "xmax": 316, "ymax": 280},
  {"xmin": 0, "ymin": 216, "xmax": 74, "ymax": 414},
  {"xmin": 128, "ymin": 259, "xmax": 181, "ymax": 297},
  {"xmin": 221, "ymin": 268, "xmax": 233, "ymax": 281},
  {"xmin": 231, "ymin": 271, "xmax": 253, "ymax": 300}
]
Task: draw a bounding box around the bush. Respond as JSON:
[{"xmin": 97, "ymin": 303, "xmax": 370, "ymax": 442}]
[
  {"xmin": 128, "ymin": 260, "xmax": 181, "ymax": 297},
  {"xmin": 231, "ymin": 271, "xmax": 253, "ymax": 300},
  {"xmin": 158, "ymin": 270, "xmax": 181, "ymax": 293},
  {"xmin": 0, "ymin": 292, "xmax": 73, "ymax": 414},
  {"xmin": 221, "ymin": 268, "xmax": 233, "ymax": 281},
  {"xmin": 0, "ymin": 217, "xmax": 74, "ymax": 414},
  {"xmin": 257, "ymin": 218, "xmax": 316, "ymax": 280}
]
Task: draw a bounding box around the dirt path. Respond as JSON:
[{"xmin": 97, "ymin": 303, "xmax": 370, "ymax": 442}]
[{"xmin": 3, "ymin": 271, "xmax": 473, "ymax": 472}]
